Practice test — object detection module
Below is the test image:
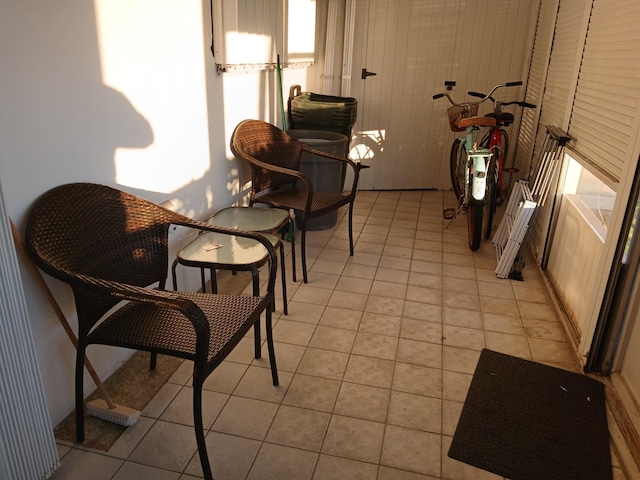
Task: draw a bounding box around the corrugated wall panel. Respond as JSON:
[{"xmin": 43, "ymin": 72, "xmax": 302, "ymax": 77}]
[
  {"xmin": 352, "ymin": 0, "xmax": 533, "ymax": 190},
  {"xmin": 416, "ymin": 1, "xmax": 462, "ymax": 191}
]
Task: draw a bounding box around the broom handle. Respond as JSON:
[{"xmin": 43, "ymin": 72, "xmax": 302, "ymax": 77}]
[{"xmin": 10, "ymin": 219, "xmax": 116, "ymax": 409}]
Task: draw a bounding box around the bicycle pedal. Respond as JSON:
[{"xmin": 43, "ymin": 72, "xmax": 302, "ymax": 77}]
[
  {"xmin": 504, "ymin": 167, "xmax": 519, "ymax": 173},
  {"xmin": 443, "ymin": 208, "xmax": 456, "ymax": 220}
]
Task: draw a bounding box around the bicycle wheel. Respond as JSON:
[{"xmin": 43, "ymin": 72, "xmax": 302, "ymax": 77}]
[
  {"xmin": 467, "ymin": 197, "xmax": 483, "ymax": 251},
  {"xmin": 450, "ymin": 139, "xmax": 466, "ymax": 201},
  {"xmin": 498, "ymin": 129, "xmax": 510, "ymax": 201},
  {"xmin": 484, "ymin": 155, "xmax": 498, "ymax": 239}
]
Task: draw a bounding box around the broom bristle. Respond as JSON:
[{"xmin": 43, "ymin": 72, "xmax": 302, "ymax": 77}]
[{"xmin": 86, "ymin": 399, "xmax": 140, "ymax": 427}]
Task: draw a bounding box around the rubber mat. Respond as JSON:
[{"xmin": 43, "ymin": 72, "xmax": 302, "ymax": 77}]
[{"xmin": 448, "ymin": 349, "xmax": 612, "ymax": 480}]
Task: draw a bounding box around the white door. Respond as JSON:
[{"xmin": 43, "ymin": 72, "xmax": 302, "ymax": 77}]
[{"xmin": 349, "ymin": 0, "xmax": 534, "ymax": 191}]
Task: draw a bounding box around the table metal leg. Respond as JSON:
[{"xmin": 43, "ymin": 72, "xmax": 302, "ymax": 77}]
[
  {"xmin": 209, "ymin": 268, "xmax": 217, "ymax": 294},
  {"xmin": 289, "ymin": 215, "xmax": 297, "ymax": 283},
  {"xmin": 252, "ymin": 268, "xmax": 261, "ymax": 359},
  {"xmin": 279, "ymin": 242, "xmax": 288, "ymax": 315}
]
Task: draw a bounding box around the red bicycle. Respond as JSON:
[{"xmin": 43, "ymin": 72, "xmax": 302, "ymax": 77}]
[{"xmin": 467, "ymin": 90, "xmax": 536, "ymax": 238}]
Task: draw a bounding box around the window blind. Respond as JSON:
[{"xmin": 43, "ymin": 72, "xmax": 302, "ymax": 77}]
[
  {"xmin": 512, "ymin": 0, "xmax": 557, "ymax": 180},
  {"xmin": 568, "ymin": 0, "xmax": 640, "ymax": 187},
  {"xmin": 528, "ymin": 0, "xmax": 590, "ymax": 262},
  {"xmin": 539, "ymin": 0, "xmax": 589, "ymax": 131}
]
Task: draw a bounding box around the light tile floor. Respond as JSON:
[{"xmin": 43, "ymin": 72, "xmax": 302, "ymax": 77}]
[{"xmin": 52, "ymin": 190, "xmax": 627, "ymax": 479}]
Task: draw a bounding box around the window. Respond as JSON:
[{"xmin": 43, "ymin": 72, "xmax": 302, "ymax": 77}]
[
  {"xmin": 212, "ymin": 0, "xmax": 316, "ymax": 73},
  {"xmin": 562, "ymin": 154, "xmax": 616, "ymax": 241}
]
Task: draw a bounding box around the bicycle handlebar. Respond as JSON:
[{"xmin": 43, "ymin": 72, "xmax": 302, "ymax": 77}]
[
  {"xmin": 432, "ymin": 81, "xmax": 522, "ymax": 107},
  {"xmin": 468, "ymin": 91, "xmax": 536, "ymax": 109}
]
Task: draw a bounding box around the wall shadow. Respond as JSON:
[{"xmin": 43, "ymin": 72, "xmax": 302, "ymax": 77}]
[{"xmin": 0, "ymin": 1, "xmax": 153, "ymax": 216}]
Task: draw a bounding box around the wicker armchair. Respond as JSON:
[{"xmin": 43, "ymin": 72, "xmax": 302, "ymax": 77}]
[
  {"xmin": 231, "ymin": 119, "xmax": 360, "ymax": 283},
  {"xmin": 24, "ymin": 183, "xmax": 279, "ymax": 480}
]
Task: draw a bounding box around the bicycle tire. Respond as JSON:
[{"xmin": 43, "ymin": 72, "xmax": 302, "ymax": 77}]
[
  {"xmin": 467, "ymin": 198, "xmax": 483, "ymax": 251},
  {"xmin": 498, "ymin": 129, "xmax": 510, "ymax": 199},
  {"xmin": 485, "ymin": 155, "xmax": 498, "ymax": 239},
  {"xmin": 450, "ymin": 139, "xmax": 466, "ymax": 201},
  {"xmin": 485, "ymin": 128, "xmax": 509, "ymax": 239}
]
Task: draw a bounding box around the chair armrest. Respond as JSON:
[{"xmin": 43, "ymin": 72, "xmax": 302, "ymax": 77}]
[
  {"xmin": 72, "ymin": 272, "xmax": 213, "ymax": 356},
  {"xmin": 232, "ymin": 150, "xmax": 315, "ymax": 194}
]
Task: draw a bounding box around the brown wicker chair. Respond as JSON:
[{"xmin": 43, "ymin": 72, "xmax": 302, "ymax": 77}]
[
  {"xmin": 24, "ymin": 183, "xmax": 278, "ymax": 480},
  {"xmin": 231, "ymin": 119, "xmax": 360, "ymax": 283}
]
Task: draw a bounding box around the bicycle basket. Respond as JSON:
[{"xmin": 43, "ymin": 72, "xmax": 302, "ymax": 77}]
[{"xmin": 447, "ymin": 104, "xmax": 479, "ymax": 132}]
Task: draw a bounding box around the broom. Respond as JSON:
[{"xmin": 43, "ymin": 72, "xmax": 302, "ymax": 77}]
[{"xmin": 10, "ymin": 220, "xmax": 140, "ymax": 427}]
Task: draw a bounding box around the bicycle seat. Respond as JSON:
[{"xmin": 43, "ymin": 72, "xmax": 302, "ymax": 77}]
[
  {"xmin": 485, "ymin": 112, "xmax": 514, "ymax": 125},
  {"xmin": 457, "ymin": 116, "xmax": 496, "ymax": 129}
]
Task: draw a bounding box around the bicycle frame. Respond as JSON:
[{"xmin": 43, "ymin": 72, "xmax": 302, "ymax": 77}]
[
  {"xmin": 489, "ymin": 127, "xmax": 505, "ymax": 190},
  {"xmin": 470, "ymin": 91, "xmax": 536, "ymax": 196},
  {"xmin": 458, "ymin": 128, "xmax": 493, "ymax": 203}
]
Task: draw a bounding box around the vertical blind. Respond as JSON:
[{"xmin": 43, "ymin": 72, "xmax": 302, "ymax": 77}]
[
  {"xmin": 514, "ymin": 0, "xmax": 640, "ymax": 260},
  {"xmin": 513, "ymin": 0, "xmax": 557, "ymax": 181},
  {"xmin": 538, "ymin": 0, "xmax": 589, "ymax": 131},
  {"xmin": 568, "ymin": 0, "xmax": 640, "ymax": 187},
  {"xmin": 528, "ymin": 0, "xmax": 590, "ymax": 261}
]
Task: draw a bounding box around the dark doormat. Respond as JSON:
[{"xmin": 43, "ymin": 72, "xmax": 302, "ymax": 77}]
[{"xmin": 448, "ymin": 349, "xmax": 612, "ymax": 480}]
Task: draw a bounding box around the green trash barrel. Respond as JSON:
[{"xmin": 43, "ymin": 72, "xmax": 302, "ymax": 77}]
[
  {"xmin": 287, "ymin": 130, "xmax": 349, "ymax": 230},
  {"xmin": 288, "ymin": 87, "xmax": 358, "ymax": 149}
]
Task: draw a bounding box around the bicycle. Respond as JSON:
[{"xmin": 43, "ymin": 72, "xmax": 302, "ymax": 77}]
[
  {"xmin": 467, "ymin": 90, "xmax": 536, "ymax": 238},
  {"xmin": 433, "ymin": 81, "xmax": 523, "ymax": 251}
]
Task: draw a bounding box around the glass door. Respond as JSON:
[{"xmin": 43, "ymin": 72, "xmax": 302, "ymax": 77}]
[{"xmin": 586, "ymin": 160, "xmax": 640, "ymax": 374}]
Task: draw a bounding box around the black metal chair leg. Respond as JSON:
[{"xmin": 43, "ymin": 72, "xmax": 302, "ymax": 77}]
[
  {"xmin": 301, "ymin": 228, "xmax": 308, "ymax": 283},
  {"xmin": 289, "ymin": 215, "xmax": 297, "ymax": 283},
  {"xmin": 150, "ymin": 352, "xmax": 157, "ymax": 370},
  {"xmin": 75, "ymin": 343, "xmax": 86, "ymax": 443},
  {"xmin": 348, "ymin": 202, "xmax": 355, "ymax": 256},
  {"xmin": 265, "ymin": 308, "xmax": 279, "ymax": 386},
  {"xmin": 193, "ymin": 383, "xmax": 213, "ymax": 480},
  {"xmin": 279, "ymin": 242, "xmax": 288, "ymax": 315},
  {"xmin": 252, "ymin": 268, "xmax": 261, "ymax": 359}
]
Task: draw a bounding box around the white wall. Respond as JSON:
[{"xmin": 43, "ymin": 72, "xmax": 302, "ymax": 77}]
[{"xmin": 0, "ymin": 0, "xmax": 322, "ymax": 425}]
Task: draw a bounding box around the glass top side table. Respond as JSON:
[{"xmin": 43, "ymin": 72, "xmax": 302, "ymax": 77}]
[
  {"xmin": 172, "ymin": 209, "xmax": 289, "ymax": 315},
  {"xmin": 207, "ymin": 206, "xmax": 296, "ymax": 283},
  {"xmin": 171, "ymin": 230, "xmax": 282, "ymax": 361}
]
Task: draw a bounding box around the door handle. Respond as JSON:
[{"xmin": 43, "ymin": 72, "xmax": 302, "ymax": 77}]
[{"xmin": 361, "ymin": 68, "xmax": 377, "ymax": 80}]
